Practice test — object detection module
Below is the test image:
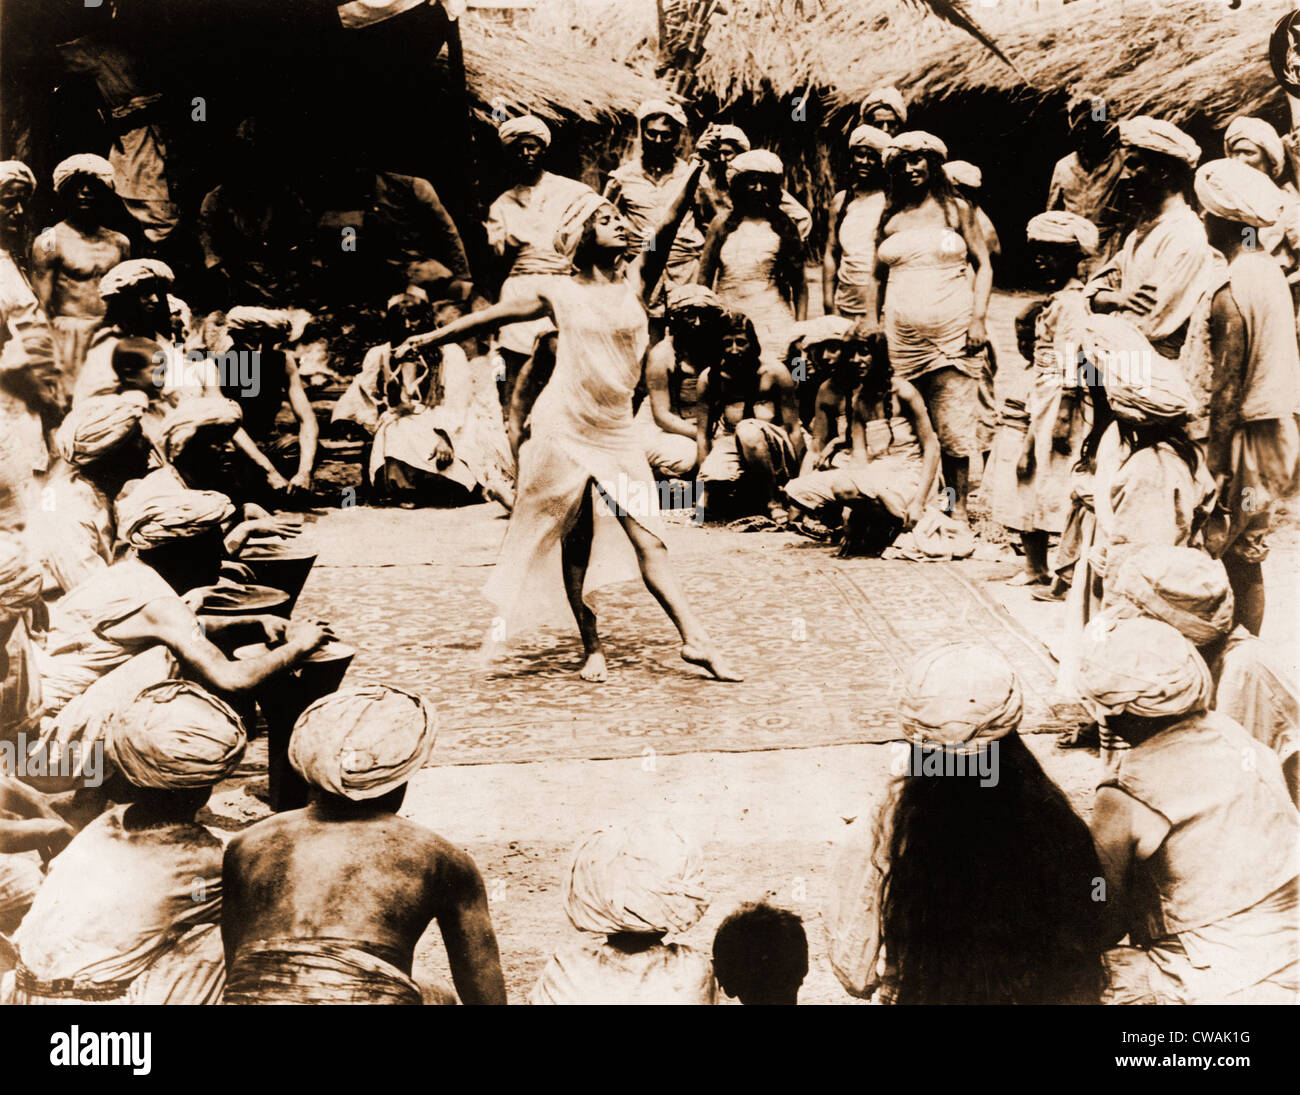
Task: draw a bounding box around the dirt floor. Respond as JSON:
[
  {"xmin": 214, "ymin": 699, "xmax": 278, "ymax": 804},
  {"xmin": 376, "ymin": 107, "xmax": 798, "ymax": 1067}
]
[{"xmin": 206, "ymin": 289, "xmax": 1300, "ymax": 1004}]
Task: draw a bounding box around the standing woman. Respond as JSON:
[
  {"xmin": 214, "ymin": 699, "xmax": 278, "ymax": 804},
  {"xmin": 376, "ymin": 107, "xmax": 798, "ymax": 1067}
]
[
  {"xmin": 824, "ymin": 126, "xmax": 892, "ymax": 321},
  {"xmin": 871, "ymin": 132, "xmax": 992, "ymax": 524},
  {"xmin": 397, "ymin": 163, "xmax": 740, "ymax": 684},
  {"xmin": 698, "ymin": 150, "xmax": 807, "ymax": 368}
]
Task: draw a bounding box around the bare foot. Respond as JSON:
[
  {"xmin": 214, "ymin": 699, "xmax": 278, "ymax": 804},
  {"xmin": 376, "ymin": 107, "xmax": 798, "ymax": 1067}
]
[
  {"xmin": 681, "ymin": 642, "xmax": 743, "ymax": 682},
  {"xmin": 579, "ymin": 651, "xmax": 608, "ymax": 683},
  {"xmin": 1006, "ymin": 571, "xmax": 1050, "ymax": 587}
]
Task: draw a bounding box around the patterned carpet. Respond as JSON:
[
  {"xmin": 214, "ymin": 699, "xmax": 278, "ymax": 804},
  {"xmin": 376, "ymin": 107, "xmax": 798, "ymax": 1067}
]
[{"xmin": 289, "ymin": 507, "xmax": 1083, "ymax": 767}]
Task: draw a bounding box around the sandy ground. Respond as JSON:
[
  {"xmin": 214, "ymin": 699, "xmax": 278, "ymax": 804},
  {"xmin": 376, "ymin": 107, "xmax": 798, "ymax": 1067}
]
[{"xmin": 237, "ymin": 289, "xmax": 1300, "ymax": 1004}]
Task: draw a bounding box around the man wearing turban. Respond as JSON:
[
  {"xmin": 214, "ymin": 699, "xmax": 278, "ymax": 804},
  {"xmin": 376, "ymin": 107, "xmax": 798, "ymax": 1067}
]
[
  {"xmin": 1080, "ymin": 617, "xmax": 1300, "ymax": 1005},
  {"xmin": 858, "ymin": 86, "xmax": 907, "ymax": 136},
  {"xmin": 0, "ymin": 161, "xmax": 59, "ymax": 528},
  {"xmin": 221, "ymin": 686, "xmax": 507, "ymax": 1005},
  {"xmin": 694, "ymin": 123, "xmax": 812, "ymax": 252},
  {"xmin": 530, "ymin": 818, "xmax": 716, "ymax": 1004},
  {"xmin": 7, "ymin": 680, "xmax": 245, "ymax": 1004},
  {"xmin": 1223, "ymin": 116, "xmax": 1300, "ymax": 309},
  {"xmin": 1047, "ymin": 91, "xmax": 1125, "ymax": 270},
  {"xmin": 1107, "ymin": 545, "xmax": 1298, "ymax": 800},
  {"xmin": 31, "ymin": 154, "xmax": 131, "ymax": 385},
  {"xmin": 1085, "ymin": 116, "xmax": 1219, "ymax": 364},
  {"xmin": 485, "ymin": 114, "xmax": 596, "ymax": 405},
  {"xmin": 1194, "ymin": 159, "xmax": 1300, "ymax": 640},
  {"xmin": 604, "ymin": 99, "xmax": 708, "ymax": 329}
]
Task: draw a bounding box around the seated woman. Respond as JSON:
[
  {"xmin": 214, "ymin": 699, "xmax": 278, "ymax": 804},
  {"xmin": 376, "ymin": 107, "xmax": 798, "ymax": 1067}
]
[
  {"xmin": 784, "ymin": 327, "xmax": 939, "ymax": 548},
  {"xmin": 529, "ymin": 819, "xmax": 716, "ymax": 1005},
  {"xmin": 826, "ymin": 643, "xmax": 1107, "ymax": 1004},
  {"xmin": 332, "ymin": 292, "xmax": 512, "ymax": 508},
  {"xmin": 1080, "ymin": 617, "xmax": 1299, "ymax": 1004}
]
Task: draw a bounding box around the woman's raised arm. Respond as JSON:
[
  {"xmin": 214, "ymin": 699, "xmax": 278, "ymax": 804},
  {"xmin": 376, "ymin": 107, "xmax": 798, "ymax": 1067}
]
[{"xmin": 397, "ymin": 295, "xmax": 551, "ymax": 358}]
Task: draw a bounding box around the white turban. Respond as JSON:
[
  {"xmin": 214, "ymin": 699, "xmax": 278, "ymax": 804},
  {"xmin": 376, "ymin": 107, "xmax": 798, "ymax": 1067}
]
[
  {"xmin": 0, "ymin": 161, "xmax": 35, "ymax": 193},
  {"xmin": 564, "ymin": 818, "xmax": 710, "ymax": 935},
  {"xmin": 636, "ymin": 99, "xmax": 687, "ymax": 129},
  {"xmin": 1079, "ymin": 617, "xmax": 1213, "ymax": 721},
  {"xmin": 1119, "ymin": 116, "xmax": 1201, "ymax": 166},
  {"xmin": 788, "ymin": 315, "xmax": 854, "ymax": 349},
  {"xmin": 0, "ymin": 532, "xmax": 43, "ymax": 610},
  {"xmin": 552, "ymin": 190, "xmax": 612, "ymax": 259},
  {"xmin": 159, "ymin": 397, "xmax": 244, "ymax": 462},
  {"xmin": 225, "ymin": 306, "xmax": 293, "ymax": 337},
  {"xmin": 288, "ymin": 685, "xmax": 437, "ymax": 801},
  {"xmin": 860, "ymin": 86, "xmax": 908, "ymax": 125},
  {"xmin": 106, "ymin": 680, "xmax": 247, "ymax": 790},
  {"xmin": 897, "ymin": 643, "xmax": 1024, "ymax": 754},
  {"xmin": 888, "ymin": 131, "xmax": 948, "ymax": 161},
  {"xmin": 711, "ymin": 124, "xmax": 750, "ymax": 152},
  {"xmin": 1224, "ymin": 116, "xmax": 1285, "ymax": 179},
  {"xmin": 1194, "ymin": 158, "xmax": 1286, "ymax": 229},
  {"xmin": 116, "ymin": 481, "xmax": 236, "ymax": 549},
  {"xmin": 498, "ymin": 115, "xmax": 551, "ymax": 147},
  {"xmin": 665, "ymin": 284, "xmax": 723, "ymax": 314},
  {"xmin": 99, "ymin": 259, "xmax": 174, "ymax": 298},
  {"xmin": 52, "ymin": 153, "xmax": 116, "ymax": 194},
  {"xmin": 943, "ymin": 160, "xmax": 982, "ymax": 190},
  {"xmin": 1082, "ymin": 314, "xmax": 1193, "ymax": 422},
  {"xmin": 1025, "ymin": 211, "xmax": 1100, "ymax": 255},
  {"xmin": 727, "ymin": 149, "xmax": 783, "ymax": 182},
  {"xmin": 1107, "ymin": 545, "xmax": 1235, "ymax": 646},
  {"xmin": 848, "ymin": 125, "xmax": 893, "ymax": 153},
  {"xmin": 54, "ymin": 391, "xmax": 148, "ymax": 467}
]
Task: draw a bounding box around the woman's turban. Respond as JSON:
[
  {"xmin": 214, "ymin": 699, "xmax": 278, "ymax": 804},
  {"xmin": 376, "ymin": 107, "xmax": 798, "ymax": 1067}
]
[
  {"xmin": 1107, "ymin": 545, "xmax": 1235, "ymax": 646},
  {"xmin": 1082, "ymin": 314, "xmax": 1193, "ymax": 422},
  {"xmin": 636, "ymin": 99, "xmax": 687, "ymax": 129},
  {"xmin": 52, "ymin": 154, "xmax": 116, "ymax": 194},
  {"xmin": 159, "ymin": 397, "xmax": 244, "ymax": 462},
  {"xmin": 1194, "ymin": 158, "xmax": 1286, "ymax": 229},
  {"xmin": 1078, "ymin": 617, "xmax": 1212, "ymax": 721},
  {"xmin": 710, "ymin": 124, "xmax": 751, "ymax": 152},
  {"xmin": 1119, "ymin": 117, "xmax": 1201, "ymax": 166},
  {"xmin": 54, "ymin": 391, "xmax": 148, "ymax": 467},
  {"xmin": 99, "ymin": 259, "xmax": 174, "ymax": 298},
  {"xmin": 789, "ymin": 315, "xmax": 855, "ymax": 349},
  {"xmin": 0, "ymin": 162, "xmax": 36, "ymax": 194},
  {"xmin": 1224, "ymin": 116, "xmax": 1285, "ymax": 179},
  {"xmin": 727, "ymin": 149, "xmax": 783, "ymax": 183},
  {"xmin": 552, "ymin": 190, "xmax": 612, "ymax": 259},
  {"xmin": 106, "ymin": 680, "xmax": 247, "ymax": 790},
  {"xmin": 116, "ymin": 481, "xmax": 236, "ymax": 549},
  {"xmin": 848, "ymin": 125, "xmax": 893, "ymax": 153},
  {"xmin": 498, "ymin": 115, "xmax": 551, "ymax": 148},
  {"xmin": 888, "ymin": 131, "xmax": 948, "ymax": 161},
  {"xmin": 564, "ymin": 818, "xmax": 710, "ymax": 935},
  {"xmin": 1025, "ymin": 211, "xmax": 1099, "ymax": 255},
  {"xmin": 897, "ymin": 642, "xmax": 1024, "ymax": 754},
  {"xmin": 0, "ymin": 532, "xmax": 43, "ymax": 610},
  {"xmin": 665, "ymin": 284, "xmax": 723, "ymax": 314},
  {"xmin": 288, "ymin": 685, "xmax": 436, "ymax": 801},
  {"xmin": 943, "ymin": 160, "xmax": 982, "ymax": 190},
  {"xmin": 225, "ymin": 306, "xmax": 293, "ymax": 338},
  {"xmin": 860, "ymin": 86, "xmax": 908, "ymax": 125}
]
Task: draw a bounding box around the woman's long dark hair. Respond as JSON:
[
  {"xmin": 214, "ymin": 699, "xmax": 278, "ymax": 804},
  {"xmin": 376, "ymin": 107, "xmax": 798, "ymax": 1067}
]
[
  {"xmin": 700, "ymin": 177, "xmax": 805, "ymax": 305},
  {"xmin": 1114, "ymin": 416, "xmax": 1201, "ymax": 478},
  {"xmin": 880, "ymin": 732, "xmax": 1107, "ymax": 1005},
  {"xmin": 876, "ymin": 149, "xmax": 965, "ymax": 251},
  {"xmin": 706, "ymin": 311, "xmax": 763, "ymax": 439}
]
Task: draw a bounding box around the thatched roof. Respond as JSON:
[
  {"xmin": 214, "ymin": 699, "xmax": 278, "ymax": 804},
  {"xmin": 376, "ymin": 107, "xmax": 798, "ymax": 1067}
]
[{"xmin": 456, "ymin": 12, "xmax": 667, "ymax": 123}]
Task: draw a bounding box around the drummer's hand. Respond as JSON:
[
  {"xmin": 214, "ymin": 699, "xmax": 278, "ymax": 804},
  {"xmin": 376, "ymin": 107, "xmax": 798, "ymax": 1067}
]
[
  {"xmin": 252, "ymin": 514, "xmax": 302, "ymax": 538},
  {"xmin": 431, "ymin": 436, "xmax": 454, "ymax": 469},
  {"xmin": 257, "ymin": 616, "xmax": 290, "ymax": 645},
  {"xmin": 286, "ymin": 469, "xmax": 313, "ymax": 496},
  {"xmin": 288, "ymin": 621, "xmax": 329, "ymax": 655},
  {"xmin": 180, "ymin": 588, "xmax": 208, "ymax": 611},
  {"xmin": 265, "ymin": 468, "xmax": 290, "ymax": 493}
]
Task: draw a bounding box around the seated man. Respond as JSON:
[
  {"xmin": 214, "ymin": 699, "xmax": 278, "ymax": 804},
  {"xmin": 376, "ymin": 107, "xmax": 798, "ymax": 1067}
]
[
  {"xmin": 30, "ymin": 391, "xmax": 153, "ymax": 595},
  {"xmin": 0, "ymin": 776, "xmax": 74, "ymax": 936},
  {"xmin": 637, "ymin": 284, "xmax": 724, "ymax": 480},
  {"xmin": 1081, "ymin": 617, "xmax": 1299, "ymax": 1004},
  {"xmin": 711, "ymin": 902, "xmax": 808, "ymax": 1006},
  {"xmin": 1107, "ymin": 545, "xmax": 1300, "ymax": 803},
  {"xmin": 5, "ymin": 680, "xmax": 245, "ymax": 1003},
  {"xmin": 221, "ymin": 686, "xmax": 506, "ymax": 1005},
  {"xmin": 696, "ymin": 311, "xmax": 802, "ymax": 522},
  {"xmin": 30, "ymin": 154, "xmax": 131, "ymax": 386},
  {"xmin": 784, "ymin": 315, "xmax": 855, "ymax": 433}
]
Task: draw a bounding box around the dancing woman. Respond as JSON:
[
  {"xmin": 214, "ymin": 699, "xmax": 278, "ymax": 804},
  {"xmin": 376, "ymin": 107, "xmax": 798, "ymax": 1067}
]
[{"xmin": 397, "ymin": 160, "xmax": 740, "ymax": 683}]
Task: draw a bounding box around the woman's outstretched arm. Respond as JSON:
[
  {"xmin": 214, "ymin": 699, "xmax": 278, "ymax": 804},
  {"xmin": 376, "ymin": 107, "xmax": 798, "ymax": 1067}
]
[{"xmin": 398, "ymin": 295, "xmax": 551, "ymax": 357}]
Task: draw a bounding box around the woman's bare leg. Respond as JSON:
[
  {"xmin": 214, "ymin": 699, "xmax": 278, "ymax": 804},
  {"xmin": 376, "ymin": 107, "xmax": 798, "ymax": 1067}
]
[
  {"xmin": 615, "ymin": 511, "xmax": 742, "ymax": 681},
  {"xmin": 562, "ymin": 485, "xmax": 606, "ymax": 681}
]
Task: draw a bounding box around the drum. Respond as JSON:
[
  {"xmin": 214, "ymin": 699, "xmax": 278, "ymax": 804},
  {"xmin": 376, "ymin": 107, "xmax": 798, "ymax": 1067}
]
[
  {"xmin": 236, "ymin": 547, "xmax": 317, "ymax": 614},
  {"xmin": 197, "ymin": 582, "xmax": 292, "ymax": 619}
]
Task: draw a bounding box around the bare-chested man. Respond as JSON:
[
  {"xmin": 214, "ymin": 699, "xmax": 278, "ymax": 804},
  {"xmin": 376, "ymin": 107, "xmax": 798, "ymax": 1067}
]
[
  {"xmin": 696, "ymin": 310, "xmax": 802, "ymax": 522},
  {"xmin": 31, "ymin": 155, "xmax": 130, "ymax": 386},
  {"xmin": 221, "ymin": 686, "xmax": 507, "ymax": 1005}
]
